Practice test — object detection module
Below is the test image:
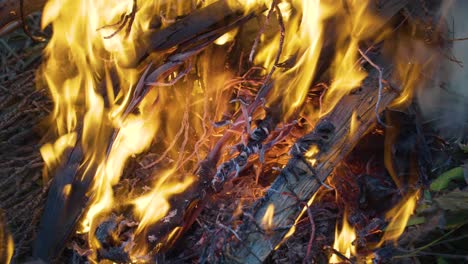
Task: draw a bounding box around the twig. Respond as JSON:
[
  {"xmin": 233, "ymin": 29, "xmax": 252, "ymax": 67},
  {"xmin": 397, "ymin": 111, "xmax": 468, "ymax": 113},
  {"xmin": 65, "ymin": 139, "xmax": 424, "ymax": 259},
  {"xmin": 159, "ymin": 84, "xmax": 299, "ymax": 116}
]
[
  {"xmin": 216, "ymin": 222, "xmax": 242, "ymax": 242},
  {"xmin": 20, "ymin": 0, "xmax": 46, "ymax": 42},
  {"xmin": 448, "ymin": 37, "xmax": 468, "ymax": 41},
  {"xmin": 262, "ymin": 3, "xmax": 285, "ymax": 86},
  {"xmin": 358, "ymin": 48, "xmax": 389, "ymax": 128},
  {"xmin": 304, "ymin": 206, "xmax": 316, "ymax": 263},
  {"xmin": 248, "ymin": 0, "xmax": 278, "ymax": 63},
  {"xmin": 100, "ymin": 0, "xmax": 138, "ymax": 39},
  {"xmin": 146, "ymin": 60, "xmax": 193, "ymax": 87}
]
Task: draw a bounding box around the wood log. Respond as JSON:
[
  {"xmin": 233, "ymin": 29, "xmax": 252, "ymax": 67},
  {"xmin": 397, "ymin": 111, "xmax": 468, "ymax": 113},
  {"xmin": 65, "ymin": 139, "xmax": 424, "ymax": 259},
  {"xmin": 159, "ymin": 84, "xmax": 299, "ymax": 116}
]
[
  {"xmin": 131, "ymin": 0, "xmax": 260, "ymax": 66},
  {"xmin": 225, "ymin": 65, "xmax": 399, "ymax": 263}
]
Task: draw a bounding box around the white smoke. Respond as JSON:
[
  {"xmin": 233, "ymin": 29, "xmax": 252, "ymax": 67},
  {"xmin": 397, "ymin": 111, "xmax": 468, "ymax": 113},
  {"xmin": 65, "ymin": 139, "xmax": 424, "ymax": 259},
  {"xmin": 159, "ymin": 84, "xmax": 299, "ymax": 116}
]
[{"xmin": 417, "ymin": 0, "xmax": 468, "ymax": 140}]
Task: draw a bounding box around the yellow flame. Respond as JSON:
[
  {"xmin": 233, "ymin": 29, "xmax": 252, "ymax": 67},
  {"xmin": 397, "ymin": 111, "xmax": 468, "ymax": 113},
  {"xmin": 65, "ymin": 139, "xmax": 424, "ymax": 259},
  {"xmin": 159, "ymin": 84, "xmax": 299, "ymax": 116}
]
[
  {"xmin": 305, "ymin": 145, "xmax": 319, "ymax": 166},
  {"xmin": 320, "ymin": 0, "xmax": 387, "ymax": 117},
  {"xmin": 39, "ymin": 0, "xmax": 200, "ymax": 258},
  {"xmin": 132, "ymin": 169, "xmax": 195, "ymax": 235},
  {"xmin": 254, "ymin": 0, "xmax": 328, "ymax": 119},
  {"xmin": 275, "ymin": 191, "xmax": 318, "ymax": 250},
  {"xmin": 390, "ymin": 62, "xmax": 422, "ymax": 109},
  {"xmin": 40, "ymin": 132, "xmax": 76, "ymax": 182},
  {"xmin": 262, "ymin": 204, "xmax": 275, "ymax": 231},
  {"xmin": 214, "ymin": 28, "xmax": 239, "ymax": 46},
  {"xmin": 226, "ymin": 0, "xmax": 268, "ymax": 13},
  {"xmin": 379, "ymin": 190, "xmax": 419, "ymax": 245},
  {"xmin": 349, "ymin": 111, "xmax": 359, "ymax": 139},
  {"xmin": 0, "ymin": 216, "xmax": 14, "ymax": 264},
  {"xmin": 330, "ymin": 212, "xmax": 356, "ymax": 263},
  {"xmin": 6, "ymin": 235, "xmax": 13, "ymax": 264}
]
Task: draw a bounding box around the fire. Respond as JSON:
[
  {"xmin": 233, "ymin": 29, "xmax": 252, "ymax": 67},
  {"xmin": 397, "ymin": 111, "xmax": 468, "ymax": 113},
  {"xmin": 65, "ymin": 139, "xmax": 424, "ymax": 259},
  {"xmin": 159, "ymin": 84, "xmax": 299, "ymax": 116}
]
[
  {"xmin": 254, "ymin": 0, "xmax": 326, "ymax": 119},
  {"xmin": 305, "ymin": 145, "xmax": 319, "ymax": 166},
  {"xmin": 0, "ymin": 223, "xmax": 14, "ymax": 264},
  {"xmin": 132, "ymin": 170, "xmax": 195, "ymax": 234},
  {"xmin": 214, "ymin": 28, "xmax": 239, "ymax": 45},
  {"xmin": 379, "ymin": 191, "xmax": 420, "ymax": 245},
  {"xmin": 36, "ymin": 0, "xmax": 421, "ymax": 261},
  {"xmin": 349, "ymin": 111, "xmax": 359, "ymax": 139},
  {"xmin": 262, "ymin": 204, "xmax": 275, "ymax": 231},
  {"xmin": 330, "ymin": 211, "xmax": 356, "ymax": 263},
  {"xmin": 130, "ymin": 168, "xmax": 195, "ymax": 257},
  {"xmin": 39, "ymin": 0, "xmax": 202, "ymax": 259}
]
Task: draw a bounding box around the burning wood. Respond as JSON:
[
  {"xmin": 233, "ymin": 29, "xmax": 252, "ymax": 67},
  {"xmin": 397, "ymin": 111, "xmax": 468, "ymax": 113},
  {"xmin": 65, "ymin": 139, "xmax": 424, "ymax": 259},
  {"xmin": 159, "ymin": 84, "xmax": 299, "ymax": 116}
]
[
  {"xmin": 226, "ymin": 65, "xmax": 399, "ymax": 263},
  {"xmin": 33, "ymin": 1, "xmax": 257, "ymax": 262},
  {"xmin": 0, "ymin": 0, "xmax": 459, "ymax": 263}
]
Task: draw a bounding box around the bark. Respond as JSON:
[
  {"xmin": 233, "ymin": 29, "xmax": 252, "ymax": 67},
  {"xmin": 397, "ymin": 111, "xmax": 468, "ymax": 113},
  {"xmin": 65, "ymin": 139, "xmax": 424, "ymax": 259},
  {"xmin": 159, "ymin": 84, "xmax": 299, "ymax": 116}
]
[{"xmin": 226, "ymin": 66, "xmax": 399, "ymax": 263}]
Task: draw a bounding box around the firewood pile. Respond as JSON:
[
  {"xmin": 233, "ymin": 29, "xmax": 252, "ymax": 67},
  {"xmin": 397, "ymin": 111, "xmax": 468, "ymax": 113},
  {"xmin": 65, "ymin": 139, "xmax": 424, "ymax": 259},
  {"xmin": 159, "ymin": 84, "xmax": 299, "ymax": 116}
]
[{"xmin": 0, "ymin": 0, "xmax": 467, "ymax": 263}]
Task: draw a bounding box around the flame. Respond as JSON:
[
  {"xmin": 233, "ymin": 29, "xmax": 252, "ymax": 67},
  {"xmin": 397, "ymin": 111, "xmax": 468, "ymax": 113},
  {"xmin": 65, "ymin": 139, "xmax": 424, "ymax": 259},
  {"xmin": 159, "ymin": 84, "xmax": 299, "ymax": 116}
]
[
  {"xmin": 37, "ymin": 0, "xmax": 422, "ymax": 261},
  {"xmin": 39, "ymin": 0, "xmax": 201, "ymax": 258},
  {"xmin": 226, "ymin": 0, "xmax": 268, "ymax": 13},
  {"xmin": 330, "ymin": 211, "xmax": 356, "ymax": 263},
  {"xmin": 320, "ymin": 0, "xmax": 387, "ymax": 117},
  {"xmin": 379, "ymin": 190, "xmax": 420, "ymax": 245},
  {"xmin": 39, "ymin": 132, "xmax": 77, "ymax": 182},
  {"xmin": 254, "ymin": 0, "xmax": 327, "ymax": 119},
  {"xmin": 130, "ymin": 169, "xmax": 195, "ymax": 257},
  {"xmin": 349, "ymin": 111, "xmax": 359, "ymax": 139},
  {"xmin": 214, "ymin": 28, "xmax": 239, "ymax": 45},
  {"xmin": 6, "ymin": 235, "xmax": 13, "ymax": 264},
  {"xmin": 275, "ymin": 191, "xmax": 319, "ymax": 250},
  {"xmin": 305, "ymin": 144, "xmax": 319, "ymax": 166},
  {"xmin": 132, "ymin": 169, "xmax": 195, "ymax": 234},
  {"xmin": 262, "ymin": 204, "xmax": 275, "ymax": 231},
  {"xmin": 0, "ymin": 213, "xmax": 13, "ymax": 264}
]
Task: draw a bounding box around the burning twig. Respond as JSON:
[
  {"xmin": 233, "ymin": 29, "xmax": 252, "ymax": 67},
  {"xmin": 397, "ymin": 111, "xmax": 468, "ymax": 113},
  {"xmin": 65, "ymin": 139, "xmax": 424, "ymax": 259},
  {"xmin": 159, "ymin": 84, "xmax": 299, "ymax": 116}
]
[
  {"xmin": 358, "ymin": 48, "xmax": 388, "ymax": 128},
  {"xmin": 249, "ymin": 0, "xmax": 279, "ymax": 63},
  {"xmin": 100, "ymin": 0, "xmax": 138, "ymax": 39},
  {"xmin": 262, "ymin": 3, "xmax": 285, "ymax": 86}
]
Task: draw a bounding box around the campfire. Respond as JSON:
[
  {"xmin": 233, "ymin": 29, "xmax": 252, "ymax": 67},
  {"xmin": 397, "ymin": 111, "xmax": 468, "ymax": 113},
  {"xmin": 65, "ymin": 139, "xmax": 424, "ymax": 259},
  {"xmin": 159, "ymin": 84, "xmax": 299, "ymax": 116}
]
[{"xmin": 1, "ymin": 0, "xmax": 467, "ymax": 263}]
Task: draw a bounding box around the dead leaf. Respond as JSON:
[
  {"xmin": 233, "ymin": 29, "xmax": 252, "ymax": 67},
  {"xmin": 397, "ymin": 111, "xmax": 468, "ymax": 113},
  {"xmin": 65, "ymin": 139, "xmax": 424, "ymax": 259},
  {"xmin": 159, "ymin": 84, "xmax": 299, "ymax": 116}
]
[{"xmin": 434, "ymin": 189, "xmax": 468, "ymax": 211}]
